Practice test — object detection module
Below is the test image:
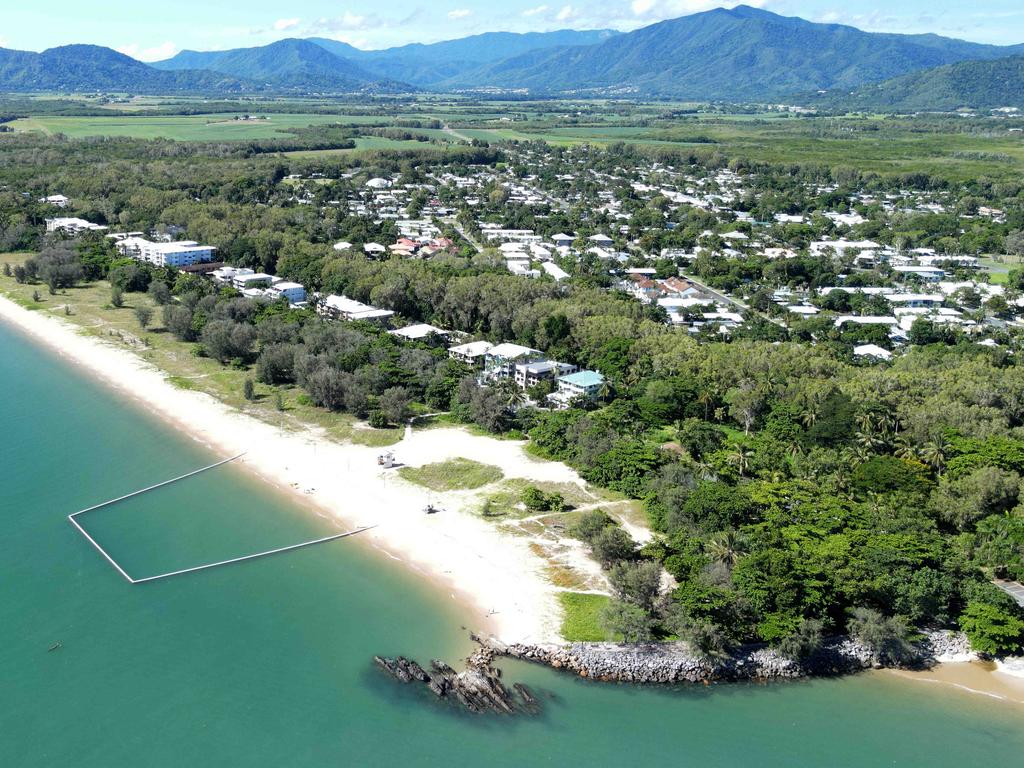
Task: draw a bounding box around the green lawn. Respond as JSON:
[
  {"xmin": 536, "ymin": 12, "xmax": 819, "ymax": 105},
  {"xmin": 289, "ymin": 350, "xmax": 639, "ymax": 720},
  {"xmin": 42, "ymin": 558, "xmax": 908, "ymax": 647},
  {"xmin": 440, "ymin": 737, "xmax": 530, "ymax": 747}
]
[
  {"xmin": 558, "ymin": 592, "xmax": 619, "ymax": 642},
  {"xmin": 398, "ymin": 458, "xmax": 504, "ymax": 492}
]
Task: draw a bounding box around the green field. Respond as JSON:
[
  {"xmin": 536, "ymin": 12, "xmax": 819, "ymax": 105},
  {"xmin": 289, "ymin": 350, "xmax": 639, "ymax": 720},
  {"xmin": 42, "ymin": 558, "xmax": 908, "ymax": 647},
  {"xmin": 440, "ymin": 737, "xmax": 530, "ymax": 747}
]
[{"xmin": 8, "ymin": 113, "xmax": 360, "ymax": 141}]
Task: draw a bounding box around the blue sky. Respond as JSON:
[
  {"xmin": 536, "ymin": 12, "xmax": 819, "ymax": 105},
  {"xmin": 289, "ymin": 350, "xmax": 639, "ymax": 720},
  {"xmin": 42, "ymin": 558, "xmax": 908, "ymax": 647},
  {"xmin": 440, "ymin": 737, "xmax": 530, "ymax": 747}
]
[{"xmin": 2, "ymin": 1, "xmax": 1023, "ymax": 60}]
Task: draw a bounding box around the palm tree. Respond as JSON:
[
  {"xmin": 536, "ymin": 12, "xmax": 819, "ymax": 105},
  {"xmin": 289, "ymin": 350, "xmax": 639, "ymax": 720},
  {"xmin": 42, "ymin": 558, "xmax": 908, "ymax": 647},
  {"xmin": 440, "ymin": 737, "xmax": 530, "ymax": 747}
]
[
  {"xmin": 706, "ymin": 531, "xmax": 747, "ymax": 569},
  {"xmin": 498, "ymin": 379, "xmax": 525, "ymax": 409},
  {"xmin": 855, "ymin": 411, "xmax": 876, "ymax": 434},
  {"xmin": 728, "ymin": 446, "xmax": 755, "ymax": 478},
  {"xmin": 800, "ymin": 408, "xmax": 818, "ymax": 429},
  {"xmin": 920, "ymin": 441, "xmax": 946, "ymax": 472},
  {"xmin": 892, "ymin": 436, "xmax": 918, "ymax": 461},
  {"xmin": 698, "ymin": 389, "xmax": 716, "ymax": 420}
]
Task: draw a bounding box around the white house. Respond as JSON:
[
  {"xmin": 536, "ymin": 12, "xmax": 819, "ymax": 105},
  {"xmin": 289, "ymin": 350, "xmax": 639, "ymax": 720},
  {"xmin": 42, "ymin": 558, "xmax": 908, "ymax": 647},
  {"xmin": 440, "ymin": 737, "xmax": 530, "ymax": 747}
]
[
  {"xmin": 854, "ymin": 344, "xmax": 893, "ymax": 361},
  {"xmin": 212, "ymin": 266, "xmax": 254, "ymax": 285},
  {"xmin": 514, "ymin": 360, "xmax": 577, "ymax": 390},
  {"xmin": 45, "ymin": 217, "xmax": 108, "ymax": 236},
  {"xmin": 269, "ymin": 281, "xmax": 306, "ymax": 305},
  {"xmin": 550, "ymin": 370, "xmax": 606, "ymax": 407},
  {"xmin": 448, "ymin": 340, "xmax": 494, "ymax": 367},
  {"xmin": 482, "ymin": 343, "xmax": 543, "ymax": 382},
  {"xmin": 233, "ymin": 272, "xmax": 274, "ymax": 290},
  {"xmin": 541, "ymin": 262, "xmax": 570, "ymax": 281},
  {"xmin": 390, "ymin": 324, "xmax": 449, "ymax": 341},
  {"xmin": 320, "ymin": 294, "xmax": 394, "ymax": 323}
]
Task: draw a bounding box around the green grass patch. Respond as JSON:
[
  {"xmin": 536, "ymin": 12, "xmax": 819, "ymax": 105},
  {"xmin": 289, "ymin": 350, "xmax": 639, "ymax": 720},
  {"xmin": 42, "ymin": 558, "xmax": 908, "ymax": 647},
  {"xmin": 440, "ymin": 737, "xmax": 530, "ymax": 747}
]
[
  {"xmin": 350, "ymin": 427, "xmax": 404, "ymax": 448},
  {"xmin": 479, "ymin": 478, "xmax": 594, "ymax": 520},
  {"xmin": 167, "ymin": 376, "xmax": 199, "ymax": 391},
  {"xmin": 557, "ymin": 592, "xmax": 620, "ymax": 642},
  {"xmin": 398, "ymin": 458, "xmax": 504, "ymax": 491}
]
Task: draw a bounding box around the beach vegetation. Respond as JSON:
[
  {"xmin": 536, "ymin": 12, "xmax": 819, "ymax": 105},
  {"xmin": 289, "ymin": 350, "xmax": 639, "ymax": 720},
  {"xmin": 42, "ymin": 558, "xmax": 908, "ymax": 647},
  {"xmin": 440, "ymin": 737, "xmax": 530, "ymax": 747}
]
[
  {"xmin": 398, "ymin": 458, "xmax": 504, "ymax": 492},
  {"xmin": 134, "ymin": 305, "xmax": 153, "ymax": 329},
  {"xmin": 558, "ymin": 592, "xmax": 620, "ymax": 642}
]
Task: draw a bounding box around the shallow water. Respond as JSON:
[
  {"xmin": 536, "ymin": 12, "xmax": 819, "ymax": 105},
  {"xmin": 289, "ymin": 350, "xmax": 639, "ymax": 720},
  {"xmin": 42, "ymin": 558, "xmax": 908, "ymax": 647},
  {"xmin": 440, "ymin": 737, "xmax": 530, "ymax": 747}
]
[{"xmin": 2, "ymin": 318, "xmax": 1022, "ymax": 767}]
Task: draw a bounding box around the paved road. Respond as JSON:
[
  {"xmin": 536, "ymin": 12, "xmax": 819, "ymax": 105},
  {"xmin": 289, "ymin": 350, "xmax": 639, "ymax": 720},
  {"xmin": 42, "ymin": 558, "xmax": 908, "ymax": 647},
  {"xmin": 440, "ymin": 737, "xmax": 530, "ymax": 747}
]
[
  {"xmin": 679, "ymin": 270, "xmax": 749, "ymax": 313},
  {"xmin": 994, "ymin": 579, "xmax": 1024, "ymax": 608}
]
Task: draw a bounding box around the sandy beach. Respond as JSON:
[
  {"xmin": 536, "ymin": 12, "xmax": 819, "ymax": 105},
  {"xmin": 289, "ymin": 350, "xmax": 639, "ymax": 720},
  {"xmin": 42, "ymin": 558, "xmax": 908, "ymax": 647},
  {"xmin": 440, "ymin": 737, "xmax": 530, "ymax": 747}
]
[
  {"xmin": 887, "ymin": 661, "xmax": 1024, "ymax": 707},
  {"xmin": 0, "ymin": 295, "xmax": 579, "ymax": 643}
]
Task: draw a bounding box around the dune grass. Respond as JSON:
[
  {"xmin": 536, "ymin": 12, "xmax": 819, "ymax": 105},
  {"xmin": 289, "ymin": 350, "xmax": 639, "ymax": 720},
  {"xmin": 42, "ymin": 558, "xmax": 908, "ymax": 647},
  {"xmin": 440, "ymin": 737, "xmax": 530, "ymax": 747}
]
[{"xmin": 398, "ymin": 458, "xmax": 504, "ymax": 491}]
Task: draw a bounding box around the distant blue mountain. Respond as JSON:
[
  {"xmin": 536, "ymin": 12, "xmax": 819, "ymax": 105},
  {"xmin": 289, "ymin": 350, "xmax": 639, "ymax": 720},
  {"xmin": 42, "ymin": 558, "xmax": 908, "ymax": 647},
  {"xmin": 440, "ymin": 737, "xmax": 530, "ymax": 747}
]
[
  {"xmin": 156, "ymin": 29, "xmax": 619, "ymax": 89},
  {"xmin": 152, "ymin": 39, "xmax": 405, "ymax": 92}
]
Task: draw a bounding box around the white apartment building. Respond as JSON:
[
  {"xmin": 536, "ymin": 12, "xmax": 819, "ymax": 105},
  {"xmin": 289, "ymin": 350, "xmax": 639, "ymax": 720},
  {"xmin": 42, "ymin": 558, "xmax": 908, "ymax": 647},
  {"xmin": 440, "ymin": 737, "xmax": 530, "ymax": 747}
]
[
  {"xmin": 46, "ymin": 217, "xmax": 108, "ymax": 235},
  {"xmin": 268, "ymin": 281, "xmax": 307, "ymax": 305},
  {"xmin": 116, "ymin": 237, "xmax": 216, "ymax": 268}
]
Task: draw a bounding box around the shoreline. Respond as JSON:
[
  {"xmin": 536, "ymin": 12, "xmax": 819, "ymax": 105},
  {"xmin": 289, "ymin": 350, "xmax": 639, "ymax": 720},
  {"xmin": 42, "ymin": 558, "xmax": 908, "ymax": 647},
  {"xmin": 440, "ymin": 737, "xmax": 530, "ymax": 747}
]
[
  {"xmin": 6, "ymin": 293, "xmax": 1023, "ymax": 702},
  {"xmin": 0, "ymin": 295, "xmax": 568, "ymax": 644}
]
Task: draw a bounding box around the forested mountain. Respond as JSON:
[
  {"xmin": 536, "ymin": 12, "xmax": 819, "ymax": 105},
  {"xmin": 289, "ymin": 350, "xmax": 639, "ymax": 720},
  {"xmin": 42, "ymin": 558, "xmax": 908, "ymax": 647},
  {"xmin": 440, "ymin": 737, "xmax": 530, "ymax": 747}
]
[
  {"xmin": 444, "ymin": 5, "xmax": 1024, "ymax": 98},
  {"xmin": 151, "ymin": 39, "xmax": 406, "ymax": 92},
  {"xmin": 0, "ymin": 45, "xmax": 249, "ymax": 93},
  {"xmin": 159, "ymin": 30, "xmax": 619, "ymax": 89},
  {"xmin": 311, "ymin": 30, "xmax": 620, "ymax": 86},
  {"xmin": 819, "ymin": 55, "xmax": 1024, "ymax": 111}
]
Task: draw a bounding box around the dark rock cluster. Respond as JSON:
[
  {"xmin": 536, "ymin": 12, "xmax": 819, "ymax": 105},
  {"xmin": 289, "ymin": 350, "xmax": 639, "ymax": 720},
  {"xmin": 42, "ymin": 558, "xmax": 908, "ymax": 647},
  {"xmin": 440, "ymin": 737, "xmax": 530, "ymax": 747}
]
[{"xmin": 373, "ymin": 646, "xmax": 540, "ymax": 714}]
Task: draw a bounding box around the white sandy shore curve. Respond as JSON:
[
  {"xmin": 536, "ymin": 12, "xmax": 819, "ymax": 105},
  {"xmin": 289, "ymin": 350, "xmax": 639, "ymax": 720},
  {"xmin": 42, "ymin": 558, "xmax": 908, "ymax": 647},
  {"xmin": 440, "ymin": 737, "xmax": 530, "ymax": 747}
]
[{"xmin": 0, "ymin": 296, "xmax": 573, "ymax": 643}]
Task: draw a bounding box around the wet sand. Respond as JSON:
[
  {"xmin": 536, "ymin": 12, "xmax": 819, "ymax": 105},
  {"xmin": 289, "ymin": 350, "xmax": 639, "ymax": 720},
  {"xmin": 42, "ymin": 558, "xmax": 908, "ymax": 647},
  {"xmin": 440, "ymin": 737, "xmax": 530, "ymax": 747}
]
[{"xmin": 887, "ymin": 660, "xmax": 1024, "ymax": 707}]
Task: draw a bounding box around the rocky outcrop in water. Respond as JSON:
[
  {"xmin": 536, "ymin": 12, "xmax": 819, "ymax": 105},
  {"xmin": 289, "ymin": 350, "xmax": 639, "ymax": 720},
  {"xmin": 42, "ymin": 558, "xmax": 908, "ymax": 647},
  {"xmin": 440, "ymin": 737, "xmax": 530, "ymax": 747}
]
[
  {"xmin": 373, "ymin": 646, "xmax": 539, "ymax": 714},
  {"xmin": 483, "ymin": 630, "xmax": 974, "ymax": 685}
]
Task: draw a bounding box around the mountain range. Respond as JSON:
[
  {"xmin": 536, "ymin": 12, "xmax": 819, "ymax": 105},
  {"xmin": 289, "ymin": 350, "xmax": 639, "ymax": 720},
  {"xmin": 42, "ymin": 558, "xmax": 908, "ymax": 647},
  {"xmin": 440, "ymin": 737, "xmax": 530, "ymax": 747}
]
[
  {"xmin": 1, "ymin": 6, "xmax": 1022, "ymax": 106},
  {"xmin": 0, "ymin": 45, "xmax": 249, "ymax": 93},
  {"xmin": 440, "ymin": 6, "xmax": 1024, "ymax": 99}
]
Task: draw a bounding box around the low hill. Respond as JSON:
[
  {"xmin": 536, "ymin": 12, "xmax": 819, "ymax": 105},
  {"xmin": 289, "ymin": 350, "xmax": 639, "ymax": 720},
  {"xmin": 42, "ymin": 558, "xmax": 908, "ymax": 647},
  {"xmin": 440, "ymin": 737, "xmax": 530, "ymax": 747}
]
[{"xmin": 818, "ymin": 55, "xmax": 1024, "ymax": 111}]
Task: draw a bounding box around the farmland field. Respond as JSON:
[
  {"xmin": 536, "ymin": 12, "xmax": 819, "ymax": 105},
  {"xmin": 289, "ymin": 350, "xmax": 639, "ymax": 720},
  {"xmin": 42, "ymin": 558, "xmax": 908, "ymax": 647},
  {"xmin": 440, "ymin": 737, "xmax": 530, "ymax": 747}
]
[{"xmin": 7, "ymin": 113, "xmax": 365, "ymax": 140}]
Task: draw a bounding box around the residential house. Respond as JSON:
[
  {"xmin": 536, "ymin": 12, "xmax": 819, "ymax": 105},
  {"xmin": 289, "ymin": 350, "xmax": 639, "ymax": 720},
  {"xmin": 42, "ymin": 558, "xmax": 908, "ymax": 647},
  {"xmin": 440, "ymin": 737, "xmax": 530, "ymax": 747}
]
[
  {"xmin": 550, "ymin": 370, "xmax": 606, "ymax": 407},
  {"xmin": 481, "ymin": 343, "xmax": 543, "ymax": 382},
  {"xmin": 448, "ymin": 340, "xmax": 494, "ymax": 367},
  {"xmin": 320, "ymin": 295, "xmax": 394, "ymax": 323},
  {"xmin": 514, "ymin": 360, "xmax": 577, "ymax": 390}
]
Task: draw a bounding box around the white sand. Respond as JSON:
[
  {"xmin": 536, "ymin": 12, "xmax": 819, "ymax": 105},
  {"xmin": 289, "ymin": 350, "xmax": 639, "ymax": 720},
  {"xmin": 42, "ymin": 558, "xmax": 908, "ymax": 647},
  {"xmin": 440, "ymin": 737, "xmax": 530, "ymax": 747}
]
[{"xmin": 0, "ymin": 296, "xmax": 576, "ymax": 643}]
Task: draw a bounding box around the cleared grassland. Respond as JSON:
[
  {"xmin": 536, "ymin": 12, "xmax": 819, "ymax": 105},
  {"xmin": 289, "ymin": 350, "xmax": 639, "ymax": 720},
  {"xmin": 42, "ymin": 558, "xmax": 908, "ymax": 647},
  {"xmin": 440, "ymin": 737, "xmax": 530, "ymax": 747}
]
[{"xmin": 8, "ymin": 113, "xmax": 358, "ymax": 141}]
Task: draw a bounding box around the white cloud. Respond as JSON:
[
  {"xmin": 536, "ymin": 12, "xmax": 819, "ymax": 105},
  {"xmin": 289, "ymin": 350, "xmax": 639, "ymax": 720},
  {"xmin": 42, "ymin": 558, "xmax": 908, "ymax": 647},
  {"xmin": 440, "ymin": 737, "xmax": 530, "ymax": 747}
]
[
  {"xmin": 556, "ymin": 5, "xmax": 576, "ymax": 22},
  {"xmin": 309, "ymin": 12, "xmax": 382, "ymax": 33},
  {"xmin": 448, "ymin": 9, "xmax": 472, "ymax": 20},
  {"xmin": 273, "ymin": 18, "xmax": 301, "ymax": 32},
  {"xmin": 522, "ymin": 5, "xmax": 549, "ymax": 16},
  {"xmin": 0, "ymin": 36, "xmax": 8, "ymax": 49},
  {"xmin": 116, "ymin": 41, "xmax": 178, "ymax": 62}
]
